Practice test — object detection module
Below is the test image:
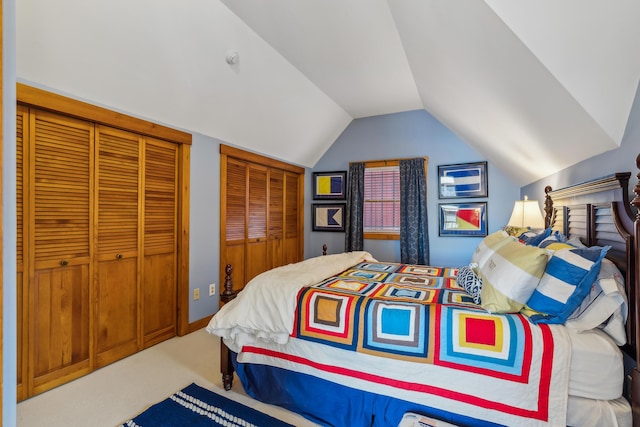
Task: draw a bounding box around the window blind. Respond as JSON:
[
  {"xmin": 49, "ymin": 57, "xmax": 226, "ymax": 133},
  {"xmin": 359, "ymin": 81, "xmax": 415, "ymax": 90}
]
[{"xmin": 364, "ymin": 165, "xmax": 400, "ymax": 233}]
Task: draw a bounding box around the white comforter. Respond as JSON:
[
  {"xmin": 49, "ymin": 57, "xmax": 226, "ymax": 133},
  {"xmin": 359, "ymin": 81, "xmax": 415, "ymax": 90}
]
[{"xmin": 206, "ymin": 251, "xmax": 376, "ymax": 350}]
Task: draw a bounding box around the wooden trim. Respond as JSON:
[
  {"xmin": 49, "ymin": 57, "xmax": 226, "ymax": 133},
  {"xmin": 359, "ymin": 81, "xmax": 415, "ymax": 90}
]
[
  {"xmin": 363, "ymin": 232, "xmax": 400, "ymax": 240},
  {"xmin": 188, "ymin": 315, "xmax": 213, "ymax": 334},
  {"xmin": 17, "ymin": 83, "xmax": 192, "ymax": 145},
  {"xmin": 221, "ymin": 144, "xmax": 304, "ymax": 174},
  {"xmin": 177, "ymin": 144, "xmax": 191, "ymax": 336}
]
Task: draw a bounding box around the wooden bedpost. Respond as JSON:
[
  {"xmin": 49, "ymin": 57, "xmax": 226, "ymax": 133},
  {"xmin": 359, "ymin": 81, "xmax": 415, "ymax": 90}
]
[
  {"xmin": 544, "ymin": 185, "xmax": 553, "ymax": 229},
  {"xmin": 632, "ymin": 154, "xmax": 640, "ymax": 426},
  {"xmin": 220, "ymin": 264, "xmax": 237, "ymax": 391}
]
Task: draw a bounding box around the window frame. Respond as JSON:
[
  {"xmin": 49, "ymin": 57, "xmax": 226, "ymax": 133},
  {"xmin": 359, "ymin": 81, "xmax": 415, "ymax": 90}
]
[
  {"xmin": 363, "ymin": 160, "xmax": 401, "ymax": 240},
  {"xmin": 359, "ymin": 158, "xmax": 429, "ymax": 240}
]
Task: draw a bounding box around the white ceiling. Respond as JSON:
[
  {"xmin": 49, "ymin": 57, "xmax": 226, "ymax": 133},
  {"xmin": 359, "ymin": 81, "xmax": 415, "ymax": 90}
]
[{"xmin": 16, "ymin": 0, "xmax": 640, "ymax": 186}]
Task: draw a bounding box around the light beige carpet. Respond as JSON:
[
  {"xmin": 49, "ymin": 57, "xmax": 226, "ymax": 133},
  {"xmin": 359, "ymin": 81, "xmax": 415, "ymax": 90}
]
[{"xmin": 17, "ymin": 328, "xmax": 318, "ymax": 427}]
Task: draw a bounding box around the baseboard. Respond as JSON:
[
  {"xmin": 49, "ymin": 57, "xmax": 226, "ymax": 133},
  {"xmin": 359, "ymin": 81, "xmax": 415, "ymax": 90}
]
[{"xmin": 187, "ymin": 315, "xmax": 213, "ymax": 334}]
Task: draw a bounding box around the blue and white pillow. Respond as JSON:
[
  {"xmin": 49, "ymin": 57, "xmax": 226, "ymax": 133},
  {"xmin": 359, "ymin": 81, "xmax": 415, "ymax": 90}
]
[
  {"xmin": 525, "ymin": 245, "xmax": 610, "ymax": 324},
  {"xmin": 457, "ymin": 265, "xmax": 482, "ymax": 304},
  {"xmin": 518, "ymin": 228, "xmax": 552, "ymax": 246}
]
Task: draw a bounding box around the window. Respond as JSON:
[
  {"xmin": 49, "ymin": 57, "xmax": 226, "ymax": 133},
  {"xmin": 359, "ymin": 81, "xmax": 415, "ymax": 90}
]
[{"xmin": 363, "ymin": 161, "xmax": 400, "ymax": 239}]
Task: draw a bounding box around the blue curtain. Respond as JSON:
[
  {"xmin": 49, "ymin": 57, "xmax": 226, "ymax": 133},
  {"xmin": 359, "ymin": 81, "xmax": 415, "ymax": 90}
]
[
  {"xmin": 344, "ymin": 162, "xmax": 365, "ymax": 252},
  {"xmin": 400, "ymin": 158, "xmax": 430, "ymax": 264}
]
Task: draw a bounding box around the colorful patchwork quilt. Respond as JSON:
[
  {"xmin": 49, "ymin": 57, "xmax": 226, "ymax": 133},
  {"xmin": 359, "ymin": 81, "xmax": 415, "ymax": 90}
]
[
  {"xmin": 276, "ymin": 262, "xmax": 568, "ymax": 425},
  {"xmin": 209, "ymin": 256, "xmax": 571, "ymax": 426},
  {"xmin": 295, "ymin": 262, "xmax": 536, "ymax": 364}
]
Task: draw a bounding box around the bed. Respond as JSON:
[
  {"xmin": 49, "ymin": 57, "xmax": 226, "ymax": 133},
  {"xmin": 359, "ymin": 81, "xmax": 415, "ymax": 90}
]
[{"xmin": 207, "ymin": 167, "xmax": 640, "ymax": 427}]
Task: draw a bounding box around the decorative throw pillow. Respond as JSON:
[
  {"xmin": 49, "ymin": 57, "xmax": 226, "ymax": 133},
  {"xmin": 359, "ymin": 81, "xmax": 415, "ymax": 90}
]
[
  {"xmin": 518, "ymin": 228, "xmax": 552, "ymax": 246},
  {"xmin": 470, "ymin": 230, "xmax": 513, "ymax": 269},
  {"xmin": 503, "ymin": 225, "xmax": 530, "ymax": 237},
  {"xmin": 537, "ymin": 231, "xmax": 568, "ymax": 250},
  {"xmin": 457, "ymin": 265, "xmax": 483, "ymax": 304},
  {"xmin": 525, "ymin": 246, "xmax": 610, "ymax": 324},
  {"xmin": 477, "ymin": 240, "xmax": 549, "ymax": 313},
  {"xmin": 565, "ymin": 258, "xmax": 627, "ymax": 342}
]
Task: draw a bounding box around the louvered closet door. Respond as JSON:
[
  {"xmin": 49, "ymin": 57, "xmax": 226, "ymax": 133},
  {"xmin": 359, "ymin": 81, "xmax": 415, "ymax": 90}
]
[
  {"xmin": 223, "ymin": 157, "xmax": 247, "ymax": 291},
  {"xmin": 29, "ymin": 110, "xmax": 93, "ymax": 395},
  {"xmin": 142, "ymin": 138, "xmax": 178, "ymax": 347},
  {"xmin": 268, "ymin": 168, "xmax": 284, "ymax": 269},
  {"xmin": 284, "ymin": 171, "xmax": 301, "ymax": 265},
  {"xmin": 95, "ymin": 125, "xmax": 140, "ymax": 367},
  {"xmin": 16, "ymin": 105, "xmax": 27, "ymax": 400},
  {"xmin": 246, "ymin": 163, "xmax": 268, "ymax": 282}
]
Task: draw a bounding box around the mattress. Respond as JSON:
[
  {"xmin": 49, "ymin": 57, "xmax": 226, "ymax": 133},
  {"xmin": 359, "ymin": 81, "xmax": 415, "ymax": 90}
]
[{"xmin": 567, "ymin": 328, "xmax": 624, "ymax": 400}]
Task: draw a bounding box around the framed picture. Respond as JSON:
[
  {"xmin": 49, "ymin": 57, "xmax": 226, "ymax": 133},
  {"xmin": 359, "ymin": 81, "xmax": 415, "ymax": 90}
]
[
  {"xmin": 312, "ymin": 203, "xmax": 346, "ymax": 232},
  {"xmin": 438, "ymin": 161, "xmax": 488, "ymax": 198},
  {"xmin": 438, "ymin": 202, "xmax": 487, "ymax": 237},
  {"xmin": 313, "ymin": 171, "xmax": 347, "ymax": 200}
]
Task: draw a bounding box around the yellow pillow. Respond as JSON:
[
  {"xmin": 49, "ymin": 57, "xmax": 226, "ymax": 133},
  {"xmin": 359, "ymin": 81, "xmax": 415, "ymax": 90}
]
[
  {"xmin": 477, "ymin": 240, "xmax": 549, "ymax": 313},
  {"xmin": 471, "ymin": 230, "xmax": 514, "ymax": 269},
  {"xmin": 543, "ymin": 242, "xmax": 574, "ymax": 252}
]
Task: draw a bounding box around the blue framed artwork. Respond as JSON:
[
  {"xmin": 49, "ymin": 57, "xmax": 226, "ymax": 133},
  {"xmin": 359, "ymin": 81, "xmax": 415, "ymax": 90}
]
[
  {"xmin": 438, "ymin": 202, "xmax": 487, "ymax": 237},
  {"xmin": 438, "ymin": 161, "xmax": 488, "ymax": 198},
  {"xmin": 312, "ymin": 203, "xmax": 346, "ymax": 232},
  {"xmin": 313, "ymin": 171, "xmax": 347, "ymax": 200}
]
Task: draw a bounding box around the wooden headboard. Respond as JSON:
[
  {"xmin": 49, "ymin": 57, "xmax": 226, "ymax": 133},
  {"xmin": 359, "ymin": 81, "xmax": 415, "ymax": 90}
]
[{"xmin": 543, "ymin": 172, "xmax": 638, "ymax": 409}]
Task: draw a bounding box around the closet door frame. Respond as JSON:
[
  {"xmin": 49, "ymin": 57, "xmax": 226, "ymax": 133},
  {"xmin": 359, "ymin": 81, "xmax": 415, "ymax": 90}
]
[
  {"xmin": 17, "ymin": 84, "xmax": 192, "ymax": 338},
  {"xmin": 219, "ymin": 144, "xmax": 304, "ymax": 292}
]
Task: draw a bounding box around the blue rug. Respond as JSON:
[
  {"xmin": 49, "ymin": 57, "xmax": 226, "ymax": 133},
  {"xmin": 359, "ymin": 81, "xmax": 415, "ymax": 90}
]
[{"xmin": 120, "ymin": 383, "xmax": 294, "ymax": 427}]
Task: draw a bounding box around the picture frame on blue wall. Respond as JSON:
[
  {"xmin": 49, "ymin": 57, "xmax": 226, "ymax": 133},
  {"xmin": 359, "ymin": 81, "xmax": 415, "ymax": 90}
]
[
  {"xmin": 312, "ymin": 203, "xmax": 346, "ymax": 232},
  {"xmin": 438, "ymin": 161, "xmax": 488, "ymax": 198},
  {"xmin": 438, "ymin": 202, "xmax": 487, "ymax": 237},
  {"xmin": 313, "ymin": 171, "xmax": 347, "ymax": 200}
]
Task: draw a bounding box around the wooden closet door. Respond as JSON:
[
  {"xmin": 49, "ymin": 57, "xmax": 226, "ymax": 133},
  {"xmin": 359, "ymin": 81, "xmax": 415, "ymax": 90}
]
[
  {"xmin": 246, "ymin": 164, "xmax": 268, "ymax": 282},
  {"xmin": 142, "ymin": 138, "xmax": 178, "ymax": 347},
  {"xmin": 284, "ymin": 171, "xmax": 302, "ymax": 265},
  {"xmin": 222, "ymin": 157, "xmax": 247, "ymax": 291},
  {"xmin": 268, "ymin": 168, "xmax": 284, "ymax": 269},
  {"xmin": 95, "ymin": 125, "xmax": 140, "ymax": 367},
  {"xmin": 28, "ymin": 109, "xmax": 93, "ymax": 395}
]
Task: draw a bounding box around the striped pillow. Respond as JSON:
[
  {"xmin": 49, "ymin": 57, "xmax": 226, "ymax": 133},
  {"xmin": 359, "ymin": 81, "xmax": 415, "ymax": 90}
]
[
  {"xmin": 525, "ymin": 246, "xmax": 610, "ymax": 324},
  {"xmin": 471, "ymin": 230, "xmax": 513, "ymax": 269},
  {"xmin": 477, "ymin": 240, "xmax": 548, "ymax": 313},
  {"xmin": 518, "ymin": 228, "xmax": 552, "ymax": 246}
]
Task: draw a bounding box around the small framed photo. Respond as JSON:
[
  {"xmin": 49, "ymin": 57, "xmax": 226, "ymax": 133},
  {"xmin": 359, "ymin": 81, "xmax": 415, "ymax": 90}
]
[
  {"xmin": 438, "ymin": 161, "xmax": 488, "ymax": 198},
  {"xmin": 313, "ymin": 171, "xmax": 347, "ymax": 200},
  {"xmin": 312, "ymin": 203, "xmax": 346, "ymax": 232},
  {"xmin": 439, "ymin": 202, "xmax": 487, "ymax": 237}
]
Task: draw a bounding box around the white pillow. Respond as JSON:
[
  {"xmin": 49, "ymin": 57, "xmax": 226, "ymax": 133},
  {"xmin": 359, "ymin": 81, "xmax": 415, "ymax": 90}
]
[{"xmin": 565, "ymin": 258, "xmax": 628, "ymax": 344}]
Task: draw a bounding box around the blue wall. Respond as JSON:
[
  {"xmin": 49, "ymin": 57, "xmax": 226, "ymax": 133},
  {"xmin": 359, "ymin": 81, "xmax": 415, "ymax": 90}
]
[
  {"xmin": 305, "ymin": 109, "xmax": 521, "ymax": 267},
  {"xmin": 521, "ymin": 83, "xmax": 640, "ymax": 204},
  {"xmin": 189, "ymin": 134, "xmax": 221, "ymax": 321}
]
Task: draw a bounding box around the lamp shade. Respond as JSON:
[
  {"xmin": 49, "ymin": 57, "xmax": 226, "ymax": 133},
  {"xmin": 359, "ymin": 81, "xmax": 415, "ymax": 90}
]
[{"xmin": 507, "ymin": 196, "xmax": 545, "ymax": 229}]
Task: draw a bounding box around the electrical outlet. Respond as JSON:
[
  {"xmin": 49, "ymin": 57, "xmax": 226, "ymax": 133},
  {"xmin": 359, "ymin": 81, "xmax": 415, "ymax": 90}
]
[
  {"xmin": 193, "ymin": 288, "xmax": 200, "ymax": 300},
  {"xmin": 209, "ymin": 283, "xmax": 216, "ymax": 296}
]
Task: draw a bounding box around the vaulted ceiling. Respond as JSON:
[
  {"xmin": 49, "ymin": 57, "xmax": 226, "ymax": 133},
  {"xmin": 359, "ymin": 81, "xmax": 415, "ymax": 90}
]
[{"xmin": 16, "ymin": 1, "xmax": 640, "ymax": 186}]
